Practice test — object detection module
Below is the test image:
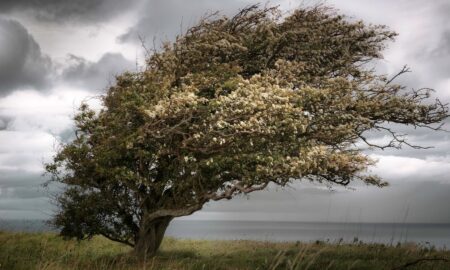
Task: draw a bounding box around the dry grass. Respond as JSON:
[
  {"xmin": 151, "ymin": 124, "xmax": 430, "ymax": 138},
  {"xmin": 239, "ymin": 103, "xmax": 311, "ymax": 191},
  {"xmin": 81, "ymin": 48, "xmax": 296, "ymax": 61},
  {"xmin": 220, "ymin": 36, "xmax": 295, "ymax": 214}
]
[{"xmin": 0, "ymin": 231, "xmax": 449, "ymax": 270}]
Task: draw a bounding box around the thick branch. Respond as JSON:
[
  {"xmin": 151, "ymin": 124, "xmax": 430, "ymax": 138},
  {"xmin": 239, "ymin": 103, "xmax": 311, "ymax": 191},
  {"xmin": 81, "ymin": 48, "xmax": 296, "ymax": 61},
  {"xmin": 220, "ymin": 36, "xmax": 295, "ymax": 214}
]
[
  {"xmin": 206, "ymin": 181, "xmax": 269, "ymax": 201},
  {"xmin": 100, "ymin": 232, "xmax": 135, "ymax": 247},
  {"xmin": 144, "ymin": 204, "xmax": 203, "ymax": 221}
]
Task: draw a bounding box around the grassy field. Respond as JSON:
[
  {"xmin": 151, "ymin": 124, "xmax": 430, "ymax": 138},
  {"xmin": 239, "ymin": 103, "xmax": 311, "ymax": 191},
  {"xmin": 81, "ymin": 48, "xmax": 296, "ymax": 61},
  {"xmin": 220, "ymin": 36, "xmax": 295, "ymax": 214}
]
[{"xmin": 0, "ymin": 231, "xmax": 449, "ymax": 270}]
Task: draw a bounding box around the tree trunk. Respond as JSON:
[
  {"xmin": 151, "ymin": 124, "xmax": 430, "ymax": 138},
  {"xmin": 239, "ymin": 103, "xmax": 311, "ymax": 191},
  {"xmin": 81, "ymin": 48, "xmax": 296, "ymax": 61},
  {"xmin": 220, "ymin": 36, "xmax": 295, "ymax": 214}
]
[{"xmin": 134, "ymin": 216, "xmax": 172, "ymax": 260}]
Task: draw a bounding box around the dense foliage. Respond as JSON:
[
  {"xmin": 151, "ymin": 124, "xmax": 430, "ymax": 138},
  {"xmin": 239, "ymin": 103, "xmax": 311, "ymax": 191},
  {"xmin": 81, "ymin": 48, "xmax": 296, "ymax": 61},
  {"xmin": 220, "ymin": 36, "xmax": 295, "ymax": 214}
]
[{"xmin": 46, "ymin": 5, "xmax": 448, "ymax": 258}]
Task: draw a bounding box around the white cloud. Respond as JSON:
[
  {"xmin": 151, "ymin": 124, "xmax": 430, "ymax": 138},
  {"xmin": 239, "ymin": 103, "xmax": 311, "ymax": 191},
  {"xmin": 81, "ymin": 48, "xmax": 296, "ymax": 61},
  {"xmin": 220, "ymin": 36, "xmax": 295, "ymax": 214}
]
[
  {"xmin": 435, "ymin": 78, "xmax": 450, "ymax": 102},
  {"xmin": 0, "ymin": 87, "xmax": 100, "ymax": 133},
  {"xmin": 371, "ymin": 154, "xmax": 450, "ymax": 184},
  {"xmin": 0, "ymin": 87, "xmax": 102, "ymax": 173},
  {"xmin": 0, "ymin": 131, "xmax": 55, "ymax": 172}
]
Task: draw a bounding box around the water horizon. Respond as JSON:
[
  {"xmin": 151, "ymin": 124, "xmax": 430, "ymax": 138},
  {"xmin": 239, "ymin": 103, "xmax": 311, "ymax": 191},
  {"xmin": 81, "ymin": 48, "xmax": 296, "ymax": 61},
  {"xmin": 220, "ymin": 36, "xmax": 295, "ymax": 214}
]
[{"xmin": 1, "ymin": 219, "xmax": 449, "ymax": 249}]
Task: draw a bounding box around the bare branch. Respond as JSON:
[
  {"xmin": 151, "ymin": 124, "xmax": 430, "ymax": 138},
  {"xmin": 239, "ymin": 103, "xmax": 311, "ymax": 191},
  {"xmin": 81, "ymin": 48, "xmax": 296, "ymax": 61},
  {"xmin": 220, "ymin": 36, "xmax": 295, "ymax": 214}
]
[
  {"xmin": 385, "ymin": 65, "xmax": 410, "ymax": 85},
  {"xmin": 138, "ymin": 35, "xmax": 151, "ymax": 58}
]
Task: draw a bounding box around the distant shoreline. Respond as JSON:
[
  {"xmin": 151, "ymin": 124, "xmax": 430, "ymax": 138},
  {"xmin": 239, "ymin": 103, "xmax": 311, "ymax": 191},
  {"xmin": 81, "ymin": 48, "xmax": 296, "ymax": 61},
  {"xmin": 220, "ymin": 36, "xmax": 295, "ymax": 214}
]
[
  {"xmin": 2, "ymin": 218, "xmax": 450, "ymax": 226},
  {"xmin": 2, "ymin": 219, "xmax": 450, "ymax": 249}
]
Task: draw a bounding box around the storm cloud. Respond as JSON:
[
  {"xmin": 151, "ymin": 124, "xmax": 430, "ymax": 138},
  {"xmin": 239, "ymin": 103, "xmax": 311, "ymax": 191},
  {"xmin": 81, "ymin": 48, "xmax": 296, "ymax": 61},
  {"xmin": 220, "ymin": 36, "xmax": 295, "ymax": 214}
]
[
  {"xmin": 118, "ymin": 0, "xmax": 257, "ymax": 44},
  {"xmin": 0, "ymin": 0, "xmax": 140, "ymax": 23},
  {"xmin": 193, "ymin": 180, "xmax": 450, "ymax": 223},
  {"xmin": 62, "ymin": 53, "xmax": 135, "ymax": 92},
  {"xmin": 0, "ymin": 18, "xmax": 52, "ymax": 95}
]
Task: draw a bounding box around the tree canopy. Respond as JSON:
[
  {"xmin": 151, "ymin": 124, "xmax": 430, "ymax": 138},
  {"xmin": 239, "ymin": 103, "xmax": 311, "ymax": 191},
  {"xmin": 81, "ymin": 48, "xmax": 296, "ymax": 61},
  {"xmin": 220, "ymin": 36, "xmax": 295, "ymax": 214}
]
[{"xmin": 46, "ymin": 5, "xmax": 448, "ymax": 259}]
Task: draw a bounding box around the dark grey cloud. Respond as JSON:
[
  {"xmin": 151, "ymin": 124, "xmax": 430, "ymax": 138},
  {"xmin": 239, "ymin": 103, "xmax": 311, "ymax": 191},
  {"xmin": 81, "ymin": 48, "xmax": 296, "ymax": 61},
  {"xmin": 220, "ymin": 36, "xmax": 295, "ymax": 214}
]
[
  {"xmin": 0, "ymin": 171, "xmax": 48, "ymax": 200},
  {"xmin": 0, "ymin": 0, "xmax": 139, "ymax": 24},
  {"xmin": 0, "ymin": 118, "xmax": 7, "ymax": 130},
  {"xmin": 58, "ymin": 127, "xmax": 76, "ymax": 143},
  {"xmin": 0, "ymin": 198, "xmax": 49, "ymax": 212},
  {"xmin": 0, "ymin": 170, "xmax": 55, "ymax": 219},
  {"xmin": 0, "ymin": 170, "xmax": 44, "ymax": 189},
  {"xmin": 416, "ymin": 29, "xmax": 450, "ymax": 88},
  {"xmin": 62, "ymin": 53, "xmax": 135, "ymax": 92},
  {"xmin": 431, "ymin": 31, "xmax": 450, "ymax": 58},
  {"xmin": 0, "ymin": 18, "xmax": 52, "ymax": 96},
  {"xmin": 198, "ymin": 180, "xmax": 450, "ymax": 223},
  {"xmin": 118, "ymin": 0, "xmax": 257, "ymax": 44}
]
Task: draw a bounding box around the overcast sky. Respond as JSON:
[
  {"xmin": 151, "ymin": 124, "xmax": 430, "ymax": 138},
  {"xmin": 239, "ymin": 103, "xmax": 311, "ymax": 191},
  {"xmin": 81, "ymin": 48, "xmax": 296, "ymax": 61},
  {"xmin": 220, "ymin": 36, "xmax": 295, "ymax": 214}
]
[{"xmin": 0, "ymin": 0, "xmax": 449, "ymax": 223}]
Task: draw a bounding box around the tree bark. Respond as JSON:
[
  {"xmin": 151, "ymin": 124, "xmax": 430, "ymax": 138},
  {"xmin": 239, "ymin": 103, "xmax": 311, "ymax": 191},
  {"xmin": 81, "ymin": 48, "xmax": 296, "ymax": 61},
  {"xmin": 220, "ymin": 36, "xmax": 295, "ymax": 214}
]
[{"xmin": 134, "ymin": 216, "xmax": 172, "ymax": 260}]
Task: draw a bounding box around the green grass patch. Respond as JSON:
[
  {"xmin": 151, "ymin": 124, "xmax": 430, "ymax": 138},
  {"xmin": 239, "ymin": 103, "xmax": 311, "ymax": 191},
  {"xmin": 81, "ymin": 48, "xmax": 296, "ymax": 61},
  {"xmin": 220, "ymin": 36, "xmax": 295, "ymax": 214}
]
[{"xmin": 0, "ymin": 231, "xmax": 449, "ymax": 269}]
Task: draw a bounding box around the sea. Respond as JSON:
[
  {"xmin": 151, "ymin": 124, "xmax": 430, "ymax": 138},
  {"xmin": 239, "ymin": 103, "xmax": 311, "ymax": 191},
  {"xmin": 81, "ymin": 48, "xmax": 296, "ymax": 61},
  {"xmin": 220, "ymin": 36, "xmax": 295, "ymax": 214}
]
[{"xmin": 1, "ymin": 219, "xmax": 449, "ymax": 249}]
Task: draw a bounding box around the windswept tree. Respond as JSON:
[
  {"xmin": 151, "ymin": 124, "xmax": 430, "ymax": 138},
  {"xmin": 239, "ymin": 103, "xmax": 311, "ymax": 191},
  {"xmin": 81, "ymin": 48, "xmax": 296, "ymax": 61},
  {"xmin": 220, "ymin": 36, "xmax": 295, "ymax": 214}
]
[{"xmin": 46, "ymin": 5, "xmax": 448, "ymax": 259}]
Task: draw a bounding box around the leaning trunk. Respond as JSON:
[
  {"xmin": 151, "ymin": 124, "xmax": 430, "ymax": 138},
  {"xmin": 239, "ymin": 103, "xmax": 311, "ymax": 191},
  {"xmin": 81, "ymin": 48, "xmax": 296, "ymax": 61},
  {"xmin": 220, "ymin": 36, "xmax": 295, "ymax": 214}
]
[{"xmin": 134, "ymin": 217, "xmax": 172, "ymax": 260}]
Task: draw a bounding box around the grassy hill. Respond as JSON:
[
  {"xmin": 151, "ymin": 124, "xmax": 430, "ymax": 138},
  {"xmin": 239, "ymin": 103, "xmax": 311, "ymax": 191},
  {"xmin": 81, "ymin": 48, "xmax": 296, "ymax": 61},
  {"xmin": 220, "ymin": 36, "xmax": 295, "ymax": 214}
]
[{"xmin": 0, "ymin": 231, "xmax": 449, "ymax": 270}]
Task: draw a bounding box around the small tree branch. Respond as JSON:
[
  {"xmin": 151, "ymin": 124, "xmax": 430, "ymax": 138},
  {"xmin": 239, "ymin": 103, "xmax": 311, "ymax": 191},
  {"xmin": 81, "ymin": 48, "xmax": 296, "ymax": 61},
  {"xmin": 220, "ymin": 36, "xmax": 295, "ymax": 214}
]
[{"xmin": 385, "ymin": 65, "xmax": 410, "ymax": 85}]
